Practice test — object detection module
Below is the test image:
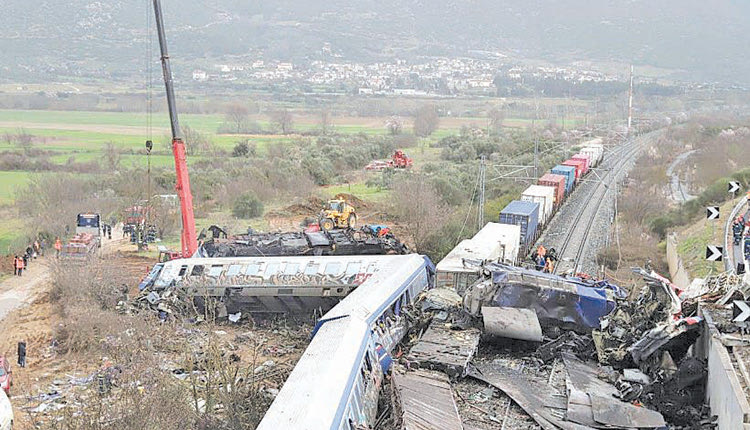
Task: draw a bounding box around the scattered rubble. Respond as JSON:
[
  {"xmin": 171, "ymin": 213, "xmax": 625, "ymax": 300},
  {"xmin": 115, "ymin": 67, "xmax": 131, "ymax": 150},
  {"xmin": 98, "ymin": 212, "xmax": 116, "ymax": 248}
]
[{"xmin": 384, "ymin": 263, "xmax": 737, "ymax": 429}]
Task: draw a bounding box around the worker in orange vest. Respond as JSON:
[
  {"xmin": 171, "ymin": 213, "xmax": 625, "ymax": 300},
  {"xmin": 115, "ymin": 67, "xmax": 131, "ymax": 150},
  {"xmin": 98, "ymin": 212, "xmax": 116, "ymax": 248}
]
[
  {"xmin": 15, "ymin": 254, "xmax": 24, "ymax": 276},
  {"xmin": 54, "ymin": 237, "xmax": 63, "ymax": 258}
]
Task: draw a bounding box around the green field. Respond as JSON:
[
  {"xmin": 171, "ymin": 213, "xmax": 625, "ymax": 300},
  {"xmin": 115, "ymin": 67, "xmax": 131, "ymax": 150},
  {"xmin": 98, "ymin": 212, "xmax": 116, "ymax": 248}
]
[{"xmin": 0, "ymin": 171, "xmax": 34, "ymax": 205}]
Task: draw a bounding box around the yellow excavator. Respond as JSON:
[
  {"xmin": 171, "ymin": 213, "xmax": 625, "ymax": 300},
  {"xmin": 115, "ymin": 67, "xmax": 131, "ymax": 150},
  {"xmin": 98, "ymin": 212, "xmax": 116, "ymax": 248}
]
[{"xmin": 319, "ymin": 199, "xmax": 357, "ymax": 230}]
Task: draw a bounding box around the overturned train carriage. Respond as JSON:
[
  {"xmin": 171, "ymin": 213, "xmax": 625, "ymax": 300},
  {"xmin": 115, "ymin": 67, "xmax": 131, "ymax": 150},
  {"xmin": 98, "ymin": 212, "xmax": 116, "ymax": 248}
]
[
  {"xmin": 464, "ymin": 263, "xmax": 622, "ymax": 332},
  {"xmin": 258, "ymin": 254, "xmax": 434, "ymax": 430},
  {"xmin": 199, "ymin": 228, "xmax": 409, "ymax": 258},
  {"xmin": 139, "ymin": 254, "xmax": 427, "ymax": 314}
]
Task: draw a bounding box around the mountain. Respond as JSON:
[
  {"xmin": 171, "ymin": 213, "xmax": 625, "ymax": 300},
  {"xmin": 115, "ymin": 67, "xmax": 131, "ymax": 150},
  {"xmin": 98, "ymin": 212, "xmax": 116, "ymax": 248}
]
[{"xmin": 1, "ymin": 0, "xmax": 749, "ymax": 85}]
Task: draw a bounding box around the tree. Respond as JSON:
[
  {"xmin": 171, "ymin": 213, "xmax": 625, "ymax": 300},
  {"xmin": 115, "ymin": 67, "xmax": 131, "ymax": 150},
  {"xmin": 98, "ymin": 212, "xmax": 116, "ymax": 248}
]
[
  {"xmin": 224, "ymin": 104, "xmax": 250, "ymax": 134},
  {"xmin": 232, "ymin": 193, "xmax": 264, "ymax": 219},
  {"xmin": 232, "ymin": 141, "xmax": 249, "ymax": 157},
  {"xmin": 103, "ymin": 142, "xmax": 122, "ymax": 171},
  {"xmin": 385, "ymin": 116, "xmax": 403, "ymax": 135},
  {"xmin": 319, "ymin": 108, "xmax": 332, "ymax": 134},
  {"xmin": 487, "ymin": 107, "xmax": 505, "ymax": 134},
  {"xmin": 271, "ymin": 110, "xmax": 294, "ymax": 134},
  {"xmin": 413, "ymin": 105, "xmax": 439, "ymax": 137},
  {"xmin": 390, "ymin": 175, "xmax": 451, "ymax": 253}
]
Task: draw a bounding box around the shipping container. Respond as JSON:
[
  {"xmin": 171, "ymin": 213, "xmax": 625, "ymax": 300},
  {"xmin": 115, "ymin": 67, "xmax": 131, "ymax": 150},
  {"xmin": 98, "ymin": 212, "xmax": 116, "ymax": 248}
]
[
  {"xmin": 538, "ymin": 173, "xmax": 566, "ymax": 206},
  {"xmin": 551, "ymin": 165, "xmax": 576, "ymax": 193},
  {"xmin": 571, "ymin": 153, "xmax": 590, "ymax": 175},
  {"xmin": 580, "ymin": 138, "xmax": 604, "ymax": 166},
  {"xmin": 435, "ymin": 223, "xmax": 521, "ymax": 293},
  {"xmin": 499, "ymin": 200, "xmax": 539, "ymax": 247},
  {"xmin": 580, "ymin": 147, "xmax": 601, "ymax": 167},
  {"xmin": 521, "ymin": 185, "xmax": 555, "ymax": 226},
  {"xmin": 562, "ymin": 159, "xmax": 585, "ymax": 181}
]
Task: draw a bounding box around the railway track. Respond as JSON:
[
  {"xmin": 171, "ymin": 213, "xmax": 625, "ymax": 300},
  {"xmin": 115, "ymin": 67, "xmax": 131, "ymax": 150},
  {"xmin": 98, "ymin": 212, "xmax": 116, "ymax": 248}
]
[{"xmin": 553, "ymin": 135, "xmax": 650, "ymax": 274}]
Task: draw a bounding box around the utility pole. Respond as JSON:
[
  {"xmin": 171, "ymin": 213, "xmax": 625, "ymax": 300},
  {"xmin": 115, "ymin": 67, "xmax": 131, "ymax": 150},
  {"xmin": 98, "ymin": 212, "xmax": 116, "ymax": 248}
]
[
  {"xmin": 627, "ymin": 64, "xmax": 634, "ymax": 135},
  {"xmin": 478, "ymin": 155, "xmax": 486, "ymax": 229}
]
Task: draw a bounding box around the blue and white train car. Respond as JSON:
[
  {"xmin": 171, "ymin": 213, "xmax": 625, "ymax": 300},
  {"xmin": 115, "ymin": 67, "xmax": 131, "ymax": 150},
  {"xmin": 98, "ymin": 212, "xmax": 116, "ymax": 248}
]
[
  {"xmin": 138, "ymin": 255, "xmax": 421, "ymax": 313},
  {"xmin": 257, "ymin": 254, "xmax": 434, "ymax": 430}
]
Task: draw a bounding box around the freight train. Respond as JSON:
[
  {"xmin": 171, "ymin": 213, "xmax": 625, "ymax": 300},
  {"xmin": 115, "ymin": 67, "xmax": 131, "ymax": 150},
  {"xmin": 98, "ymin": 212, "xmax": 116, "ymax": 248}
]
[{"xmin": 496, "ymin": 138, "xmax": 604, "ymax": 257}]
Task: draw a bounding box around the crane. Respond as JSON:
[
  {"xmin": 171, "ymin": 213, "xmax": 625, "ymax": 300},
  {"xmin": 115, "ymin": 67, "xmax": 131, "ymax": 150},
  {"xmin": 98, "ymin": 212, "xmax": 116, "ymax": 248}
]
[{"xmin": 152, "ymin": 0, "xmax": 198, "ymax": 258}]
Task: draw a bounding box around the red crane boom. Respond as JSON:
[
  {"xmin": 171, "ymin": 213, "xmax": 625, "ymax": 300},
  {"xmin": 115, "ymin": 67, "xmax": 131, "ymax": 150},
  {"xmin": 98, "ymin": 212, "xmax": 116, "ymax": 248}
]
[{"xmin": 152, "ymin": 0, "xmax": 197, "ymax": 257}]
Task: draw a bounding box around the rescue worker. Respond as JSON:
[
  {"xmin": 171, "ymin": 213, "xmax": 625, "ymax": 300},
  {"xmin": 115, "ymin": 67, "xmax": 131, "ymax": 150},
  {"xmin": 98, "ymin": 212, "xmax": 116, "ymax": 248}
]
[
  {"xmin": 54, "ymin": 237, "xmax": 63, "ymax": 258},
  {"xmin": 12, "ymin": 255, "xmax": 18, "ymax": 276},
  {"xmin": 15, "ymin": 254, "xmax": 24, "ymax": 276}
]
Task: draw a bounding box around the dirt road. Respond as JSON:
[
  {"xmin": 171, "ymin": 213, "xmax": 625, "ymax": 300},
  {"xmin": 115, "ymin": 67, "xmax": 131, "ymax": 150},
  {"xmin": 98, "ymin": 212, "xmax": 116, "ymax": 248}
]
[{"xmin": 0, "ymin": 233, "xmax": 126, "ymax": 324}]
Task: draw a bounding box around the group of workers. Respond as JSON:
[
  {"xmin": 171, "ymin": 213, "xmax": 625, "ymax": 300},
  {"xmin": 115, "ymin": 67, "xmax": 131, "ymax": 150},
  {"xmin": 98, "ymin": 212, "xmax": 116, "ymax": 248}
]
[
  {"xmin": 531, "ymin": 245, "xmax": 557, "ymax": 273},
  {"xmin": 13, "ymin": 239, "xmax": 45, "ymax": 276},
  {"xmin": 732, "ymin": 215, "xmax": 747, "ymax": 245}
]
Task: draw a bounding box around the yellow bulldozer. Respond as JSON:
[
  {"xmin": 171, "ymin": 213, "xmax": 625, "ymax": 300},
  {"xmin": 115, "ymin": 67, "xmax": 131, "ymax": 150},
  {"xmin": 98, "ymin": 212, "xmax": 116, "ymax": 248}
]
[{"xmin": 319, "ymin": 199, "xmax": 357, "ymax": 230}]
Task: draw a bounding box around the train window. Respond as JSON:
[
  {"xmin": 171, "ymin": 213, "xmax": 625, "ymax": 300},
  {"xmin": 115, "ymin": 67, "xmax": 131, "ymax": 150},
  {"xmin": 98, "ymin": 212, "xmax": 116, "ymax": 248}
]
[
  {"xmin": 265, "ymin": 262, "xmax": 280, "ymax": 276},
  {"xmin": 284, "ymin": 263, "xmax": 300, "ymax": 275},
  {"xmin": 178, "ymin": 265, "xmax": 188, "ymax": 276},
  {"xmin": 208, "ymin": 265, "xmax": 224, "ymax": 277},
  {"xmin": 364, "ymin": 352, "xmax": 373, "ymax": 373},
  {"xmin": 226, "ymin": 265, "xmax": 241, "ymax": 277},
  {"xmin": 191, "ymin": 265, "xmax": 204, "ymax": 276},
  {"xmin": 304, "ymin": 263, "xmax": 320, "ymax": 275},
  {"xmin": 325, "ymin": 262, "xmax": 342, "ymax": 275},
  {"xmin": 345, "ymin": 262, "xmax": 360, "ymax": 276},
  {"xmin": 244, "ymin": 263, "xmax": 261, "ymax": 276}
]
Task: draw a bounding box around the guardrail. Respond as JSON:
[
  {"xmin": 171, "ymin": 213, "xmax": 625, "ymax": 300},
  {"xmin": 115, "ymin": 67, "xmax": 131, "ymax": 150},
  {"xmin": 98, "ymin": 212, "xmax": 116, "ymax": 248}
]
[{"xmin": 725, "ymin": 196, "xmax": 748, "ymax": 272}]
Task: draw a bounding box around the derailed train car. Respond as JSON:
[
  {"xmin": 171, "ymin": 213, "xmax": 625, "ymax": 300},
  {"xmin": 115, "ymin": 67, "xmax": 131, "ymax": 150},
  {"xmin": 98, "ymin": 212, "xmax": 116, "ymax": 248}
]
[
  {"xmin": 138, "ymin": 254, "xmax": 427, "ymax": 314},
  {"xmin": 257, "ymin": 254, "xmax": 434, "ymax": 430}
]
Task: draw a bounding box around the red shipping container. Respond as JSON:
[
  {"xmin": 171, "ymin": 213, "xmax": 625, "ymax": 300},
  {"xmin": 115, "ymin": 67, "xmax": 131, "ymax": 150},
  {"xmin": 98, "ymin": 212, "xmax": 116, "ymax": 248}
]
[
  {"xmin": 562, "ymin": 159, "xmax": 585, "ymax": 181},
  {"xmin": 571, "ymin": 153, "xmax": 590, "ymax": 175},
  {"xmin": 538, "ymin": 173, "xmax": 566, "ymax": 206}
]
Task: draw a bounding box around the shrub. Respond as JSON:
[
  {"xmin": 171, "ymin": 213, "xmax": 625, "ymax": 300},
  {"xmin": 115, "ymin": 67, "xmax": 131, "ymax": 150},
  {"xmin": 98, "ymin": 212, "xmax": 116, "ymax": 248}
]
[
  {"xmin": 232, "ymin": 193, "xmax": 264, "ymax": 219},
  {"xmin": 232, "ymin": 141, "xmax": 250, "ymax": 157}
]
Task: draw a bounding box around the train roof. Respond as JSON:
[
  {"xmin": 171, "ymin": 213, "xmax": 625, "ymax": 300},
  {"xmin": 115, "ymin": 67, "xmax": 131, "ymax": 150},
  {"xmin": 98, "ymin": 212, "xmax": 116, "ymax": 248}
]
[
  {"xmin": 257, "ymin": 317, "xmax": 370, "ymax": 430},
  {"xmin": 322, "ymin": 253, "xmax": 432, "ymax": 323}
]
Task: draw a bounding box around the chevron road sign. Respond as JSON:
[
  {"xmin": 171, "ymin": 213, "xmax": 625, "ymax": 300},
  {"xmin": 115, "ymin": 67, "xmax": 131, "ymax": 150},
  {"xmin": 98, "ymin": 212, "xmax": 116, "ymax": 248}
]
[
  {"xmin": 705, "ymin": 246, "xmax": 723, "ymax": 262},
  {"xmin": 729, "ymin": 181, "xmax": 741, "ymax": 193},
  {"xmin": 706, "ymin": 206, "xmax": 720, "ymax": 220},
  {"xmin": 733, "ymin": 301, "xmax": 750, "ymax": 323}
]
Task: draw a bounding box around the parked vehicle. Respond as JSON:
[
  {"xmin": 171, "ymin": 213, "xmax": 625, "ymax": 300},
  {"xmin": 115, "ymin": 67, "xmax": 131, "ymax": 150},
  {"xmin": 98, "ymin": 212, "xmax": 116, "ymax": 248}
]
[
  {"xmin": 0, "ymin": 357, "xmax": 11, "ymax": 396},
  {"xmin": 0, "ymin": 389, "xmax": 11, "ymax": 430}
]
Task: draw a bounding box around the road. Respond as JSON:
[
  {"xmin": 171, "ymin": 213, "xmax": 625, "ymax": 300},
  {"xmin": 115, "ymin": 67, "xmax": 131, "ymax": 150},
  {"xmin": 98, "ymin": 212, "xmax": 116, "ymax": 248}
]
[
  {"xmin": 726, "ymin": 196, "xmax": 749, "ymax": 275},
  {"xmin": 0, "ymin": 232, "xmax": 126, "ymax": 324},
  {"xmin": 666, "ymin": 150, "xmax": 698, "ymax": 202}
]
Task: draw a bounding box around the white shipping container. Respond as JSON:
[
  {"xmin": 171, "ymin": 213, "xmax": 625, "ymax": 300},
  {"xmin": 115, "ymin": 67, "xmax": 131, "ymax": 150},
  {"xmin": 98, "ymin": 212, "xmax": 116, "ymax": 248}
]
[
  {"xmin": 580, "ymin": 147, "xmax": 601, "ymax": 167},
  {"xmin": 581, "ymin": 139, "xmax": 604, "ymax": 166},
  {"xmin": 435, "ymin": 223, "xmax": 521, "ymax": 293},
  {"xmin": 521, "ymin": 185, "xmax": 555, "ymax": 225}
]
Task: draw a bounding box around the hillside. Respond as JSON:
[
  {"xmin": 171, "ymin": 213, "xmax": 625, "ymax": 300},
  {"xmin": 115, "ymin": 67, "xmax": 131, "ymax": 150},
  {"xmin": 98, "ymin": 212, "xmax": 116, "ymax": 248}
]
[{"xmin": 1, "ymin": 0, "xmax": 749, "ymax": 84}]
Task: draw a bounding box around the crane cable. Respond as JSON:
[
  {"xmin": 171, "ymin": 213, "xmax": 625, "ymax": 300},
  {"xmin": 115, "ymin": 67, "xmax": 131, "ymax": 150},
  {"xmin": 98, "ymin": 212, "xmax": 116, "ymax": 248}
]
[{"xmin": 455, "ymin": 163, "xmax": 481, "ymax": 246}]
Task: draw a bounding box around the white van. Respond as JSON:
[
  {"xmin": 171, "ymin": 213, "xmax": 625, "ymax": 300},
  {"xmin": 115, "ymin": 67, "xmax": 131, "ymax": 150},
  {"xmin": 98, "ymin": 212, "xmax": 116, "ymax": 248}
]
[{"xmin": 0, "ymin": 389, "xmax": 12, "ymax": 430}]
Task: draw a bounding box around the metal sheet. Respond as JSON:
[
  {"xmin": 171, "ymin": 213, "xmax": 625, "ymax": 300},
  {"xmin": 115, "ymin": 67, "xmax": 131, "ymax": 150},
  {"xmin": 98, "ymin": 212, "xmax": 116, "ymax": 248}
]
[
  {"xmin": 468, "ymin": 363, "xmax": 595, "ymax": 430},
  {"xmin": 590, "ymin": 395, "xmax": 666, "ymax": 428},
  {"xmin": 482, "ymin": 306, "xmax": 543, "ymax": 342},
  {"xmin": 391, "ymin": 370, "xmax": 463, "ymax": 430},
  {"xmin": 407, "ymin": 323, "xmax": 481, "ymax": 376}
]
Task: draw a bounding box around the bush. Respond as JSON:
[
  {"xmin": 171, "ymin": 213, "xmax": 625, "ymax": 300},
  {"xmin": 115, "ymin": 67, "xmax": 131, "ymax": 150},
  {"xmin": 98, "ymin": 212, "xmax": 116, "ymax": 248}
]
[
  {"xmin": 232, "ymin": 141, "xmax": 250, "ymax": 157},
  {"xmin": 232, "ymin": 193, "xmax": 264, "ymax": 219}
]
